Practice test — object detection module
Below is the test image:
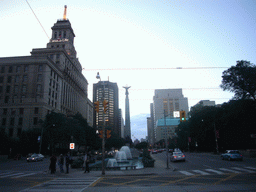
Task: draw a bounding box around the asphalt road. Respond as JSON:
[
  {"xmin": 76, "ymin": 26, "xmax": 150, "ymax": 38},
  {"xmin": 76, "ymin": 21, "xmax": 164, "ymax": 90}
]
[{"xmin": 1, "ymin": 153, "xmax": 256, "ymax": 192}]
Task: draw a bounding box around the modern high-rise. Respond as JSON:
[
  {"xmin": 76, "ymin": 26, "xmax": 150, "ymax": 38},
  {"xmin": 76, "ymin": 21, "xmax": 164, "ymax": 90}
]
[
  {"xmin": 0, "ymin": 8, "xmax": 93, "ymax": 138},
  {"xmin": 93, "ymin": 81, "xmax": 120, "ymax": 138},
  {"xmin": 153, "ymin": 89, "xmax": 189, "ymax": 142}
]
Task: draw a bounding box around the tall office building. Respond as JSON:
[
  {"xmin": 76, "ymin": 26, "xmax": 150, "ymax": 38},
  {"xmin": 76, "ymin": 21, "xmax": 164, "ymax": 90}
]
[
  {"xmin": 153, "ymin": 89, "xmax": 189, "ymax": 142},
  {"xmin": 0, "ymin": 7, "xmax": 93, "ymax": 138},
  {"xmin": 93, "ymin": 81, "xmax": 120, "ymax": 137}
]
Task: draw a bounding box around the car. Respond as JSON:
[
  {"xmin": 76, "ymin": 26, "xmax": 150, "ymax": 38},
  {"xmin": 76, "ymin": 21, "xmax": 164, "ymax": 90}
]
[
  {"xmin": 27, "ymin": 154, "xmax": 43, "ymax": 162},
  {"xmin": 38, "ymin": 154, "xmax": 45, "ymax": 159},
  {"xmin": 170, "ymin": 152, "xmax": 186, "ymax": 162},
  {"xmin": 152, "ymin": 149, "xmax": 158, "ymax": 154},
  {"xmin": 221, "ymin": 150, "xmax": 243, "ymax": 161}
]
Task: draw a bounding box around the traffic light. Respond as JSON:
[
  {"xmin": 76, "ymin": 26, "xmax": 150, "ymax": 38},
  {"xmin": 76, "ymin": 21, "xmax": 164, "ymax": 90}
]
[
  {"xmin": 180, "ymin": 111, "xmax": 186, "ymax": 122},
  {"xmin": 103, "ymin": 99, "xmax": 108, "ymax": 113},
  {"xmin": 94, "ymin": 101, "xmax": 100, "ymax": 113},
  {"xmin": 106, "ymin": 130, "xmax": 111, "ymax": 139},
  {"xmin": 98, "ymin": 130, "xmax": 103, "ymax": 138}
]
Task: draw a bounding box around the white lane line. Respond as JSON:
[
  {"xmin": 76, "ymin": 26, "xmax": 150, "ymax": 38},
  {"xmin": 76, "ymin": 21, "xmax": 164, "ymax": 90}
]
[
  {"xmin": 0, "ymin": 171, "xmax": 14, "ymax": 176},
  {"xmin": 192, "ymin": 170, "xmax": 211, "ymax": 175},
  {"xmin": 205, "ymin": 169, "xmax": 224, "ymax": 175},
  {"xmin": 219, "ymin": 168, "xmax": 241, "ymax": 173},
  {"xmin": 0, "ymin": 172, "xmax": 24, "ymax": 178},
  {"xmin": 12, "ymin": 172, "xmax": 37, "ymax": 178},
  {"xmin": 232, "ymin": 167, "xmax": 256, "ymax": 173},
  {"xmin": 179, "ymin": 171, "xmax": 195, "ymax": 176}
]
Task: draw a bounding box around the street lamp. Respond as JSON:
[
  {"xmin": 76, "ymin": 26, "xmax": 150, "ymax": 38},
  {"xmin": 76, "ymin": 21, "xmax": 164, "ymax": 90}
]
[{"xmin": 96, "ymin": 72, "xmax": 106, "ymax": 176}]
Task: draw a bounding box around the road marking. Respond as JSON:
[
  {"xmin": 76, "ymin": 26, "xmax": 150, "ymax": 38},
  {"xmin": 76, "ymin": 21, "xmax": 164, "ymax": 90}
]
[
  {"xmin": 245, "ymin": 166, "xmax": 256, "ymax": 170},
  {"xmin": 0, "ymin": 172, "xmax": 24, "ymax": 178},
  {"xmin": 0, "ymin": 171, "xmax": 14, "ymax": 176},
  {"xmin": 219, "ymin": 168, "xmax": 241, "ymax": 173},
  {"xmin": 203, "ymin": 164, "xmax": 212, "ymax": 168},
  {"xmin": 12, "ymin": 172, "xmax": 37, "ymax": 178},
  {"xmin": 179, "ymin": 171, "xmax": 195, "ymax": 176},
  {"xmin": 192, "ymin": 170, "xmax": 210, "ymax": 175},
  {"xmin": 205, "ymin": 169, "xmax": 224, "ymax": 175},
  {"xmin": 232, "ymin": 167, "xmax": 256, "ymax": 173}
]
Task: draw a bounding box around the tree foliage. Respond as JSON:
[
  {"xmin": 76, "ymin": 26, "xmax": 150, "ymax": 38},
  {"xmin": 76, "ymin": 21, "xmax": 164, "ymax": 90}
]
[{"xmin": 220, "ymin": 60, "xmax": 256, "ymax": 100}]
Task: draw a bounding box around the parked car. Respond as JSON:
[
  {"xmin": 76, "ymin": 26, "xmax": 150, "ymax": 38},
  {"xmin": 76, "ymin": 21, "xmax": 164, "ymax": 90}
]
[
  {"xmin": 27, "ymin": 154, "xmax": 43, "ymax": 162},
  {"xmin": 221, "ymin": 150, "xmax": 243, "ymax": 161},
  {"xmin": 170, "ymin": 152, "xmax": 186, "ymax": 162}
]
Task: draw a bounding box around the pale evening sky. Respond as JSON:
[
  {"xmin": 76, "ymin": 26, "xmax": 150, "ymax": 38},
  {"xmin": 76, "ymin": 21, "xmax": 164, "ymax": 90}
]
[{"xmin": 1, "ymin": 0, "xmax": 256, "ymax": 140}]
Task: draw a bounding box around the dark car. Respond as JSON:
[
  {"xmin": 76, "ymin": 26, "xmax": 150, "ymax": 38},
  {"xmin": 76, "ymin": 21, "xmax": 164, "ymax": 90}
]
[
  {"xmin": 27, "ymin": 154, "xmax": 43, "ymax": 162},
  {"xmin": 221, "ymin": 150, "xmax": 243, "ymax": 161}
]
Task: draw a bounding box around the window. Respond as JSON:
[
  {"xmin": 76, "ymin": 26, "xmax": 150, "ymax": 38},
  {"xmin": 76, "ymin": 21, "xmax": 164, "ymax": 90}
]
[
  {"xmin": 54, "ymin": 32, "xmax": 57, "ymax": 39},
  {"xmin": 6, "ymin": 86, "xmax": 10, "ymax": 93},
  {"xmin": 13, "ymin": 95, "xmax": 17, "ymax": 103},
  {"xmin": 37, "ymin": 74, "xmax": 42, "ymax": 82},
  {"xmin": 64, "ymin": 31, "xmax": 66, "ymax": 38},
  {"xmin": 49, "ymin": 79, "xmax": 52, "ymax": 86},
  {"xmin": 1, "ymin": 66, "xmax": 5, "ymax": 73},
  {"xmin": 16, "ymin": 66, "xmax": 21, "ymax": 73},
  {"xmin": 2, "ymin": 118, "xmax": 6, "ymax": 125},
  {"xmin": 0, "ymin": 76, "xmax": 3, "ymax": 83},
  {"xmin": 0, "ymin": 86, "xmax": 2, "ymax": 93},
  {"xmin": 17, "ymin": 128, "xmax": 22, "ymax": 137},
  {"xmin": 10, "ymin": 118, "xmax": 15, "ymax": 126},
  {"xmin": 7, "ymin": 76, "xmax": 12, "ymax": 83},
  {"xmin": 4, "ymin": 96, "xmax": 9, "ymax": 103},
  {"xmin": 55, "ymin": 93, "xmax": 57, "ymax": 99},
  {"xmin": 22, "ymin": 85, "xmax": 27, "ymax": 93},
  {"xmin": 34, "ymin": 107, "xmax": 39, "ymax": 114},
  {"xmin": 56, "ymin": 84, "xmax": 58, "ymax": 91},
  {"xmin": 9, "ymin": 128, "xmax": 13, "ymax": 137},
  {"xmin": 24, "ymin": 66, "xmax": 28, "ymax": 72},
  {"xmin": 3, "ymin": 108, "xmax": 7, "ymax": 115},
  {"xmin": 38, "ymin": 65, "xmax": 43, "ymax": 72},
  {"xmin": 56, "ymin": 54, "xmax": 60, "ymax": 59},
  {"xmin": 11, "ymin": 109, "xmax": 16, "ymax": 115},
  {"xmin": 23, "ymin": 75, "xmax": 28, "ymax": 82},
  {"xmin": 49, "ymin": 88, "xmax": 51, "ymax": 96},
  {"xmin": 15, "ymin": 75, "xmax": 20, "ymax": 83},
  {"xmin": 20, "ymin": 95, "xmax": 25, "ymax": 103},
  {"xmin": 18, "ymin": 117, "xmax": 23, "ymax": 126},
  {"xmin": 14, "ymin": 85, "xmax": 18, "ymax": 93},
  {"xmin": 48, "ymin": 98, "xmax": 50, "ymax": 105},
  {"xmin": 36, "ymin": 84, "xmax": 42, "ymax": 93},
  {"xmin": 19, "ymin": 108, "xmax": 24, "ymax": 115},
  {"xmin": 52, "ymin": 91, "xmax": 54, "ymax": 98},
  {"xmin": 8, "ymin": 66, "xmax": 13, "ymax": 73},
  {"xmin": 33, "ymin": 117, "xmax": 38, "ymax": 125},
  {"xmin": 53, "ymin": 81, "xmax": 55, "ymax": 88}
]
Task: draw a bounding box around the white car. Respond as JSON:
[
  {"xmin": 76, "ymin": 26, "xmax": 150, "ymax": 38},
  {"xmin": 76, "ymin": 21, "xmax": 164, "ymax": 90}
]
[{"xmin": 170, "ymin": 152, "xmax": 186, "ymax": 162}]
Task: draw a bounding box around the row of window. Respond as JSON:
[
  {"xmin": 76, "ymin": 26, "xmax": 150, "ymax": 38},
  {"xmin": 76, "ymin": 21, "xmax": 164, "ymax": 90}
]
[
  {"xmin": 0, "ymin": 74, "xmax": 43, "ymax": 84},
  {"xmin": 5, "ymin": 127, "xmax": 22, "ymax": 137},
  {"xmin": 1, "ymin": 107, "xmax": 38, "ymax": 116},
  {"xmin": 1, "ymin": 84, "xmax": 42, "ymax": 96},
  {"xmin": 0, "ymin": 65, "xmax": 43, "ymax": 74}
]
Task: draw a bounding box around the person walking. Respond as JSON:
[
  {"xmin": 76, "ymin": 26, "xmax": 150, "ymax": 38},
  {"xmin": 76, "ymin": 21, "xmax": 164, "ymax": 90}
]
[
  {"xmin": 65, "ymin": 153, "xmax": 70, "ymax": 174},
  {"xmin": 58, "ymin": 154, "xmax": 64, "ymax": 173},
  {"xmin": 84, "ymin": 151, "xmax": 91, "ymax": 173},
  {"xmin": 49, "ymin": 154, "xmax": 57, "ymax": 174}
]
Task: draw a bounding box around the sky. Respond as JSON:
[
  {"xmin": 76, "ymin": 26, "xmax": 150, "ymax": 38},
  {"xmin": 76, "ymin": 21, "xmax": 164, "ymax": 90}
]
[{"xmin": 1, "ymin": 0, "xmax": 256, "ymax": 140}]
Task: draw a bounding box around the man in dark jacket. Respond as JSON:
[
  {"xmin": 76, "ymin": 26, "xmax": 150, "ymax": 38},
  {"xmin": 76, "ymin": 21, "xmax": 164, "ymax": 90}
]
[{"xmin": 65, "ymin": 153, "xmax": 70, "ymax": 174}]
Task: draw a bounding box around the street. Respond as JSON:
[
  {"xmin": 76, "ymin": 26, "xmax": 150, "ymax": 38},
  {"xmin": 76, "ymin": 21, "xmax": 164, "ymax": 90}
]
[{"xmin": 0, "ymin": 153, "xmax": 255, "ymax": 192}]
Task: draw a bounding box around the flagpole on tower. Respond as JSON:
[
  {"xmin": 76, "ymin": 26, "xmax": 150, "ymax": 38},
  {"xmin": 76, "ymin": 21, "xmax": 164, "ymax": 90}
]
[{"xmin": 63, "ymin": 5, "xmax": 67, "ymax": 20}]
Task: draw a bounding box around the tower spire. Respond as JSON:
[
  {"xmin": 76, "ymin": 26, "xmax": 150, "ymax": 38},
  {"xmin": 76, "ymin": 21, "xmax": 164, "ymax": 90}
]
[{"xmin": 63, "ymin": 5, "xmax": 67, "ymax": 20}]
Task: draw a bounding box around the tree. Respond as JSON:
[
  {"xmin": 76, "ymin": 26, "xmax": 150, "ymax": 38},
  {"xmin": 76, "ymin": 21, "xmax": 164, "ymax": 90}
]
[{"xmin": 220, "ymin": 60, "xmax": 256, "ymax": 100}]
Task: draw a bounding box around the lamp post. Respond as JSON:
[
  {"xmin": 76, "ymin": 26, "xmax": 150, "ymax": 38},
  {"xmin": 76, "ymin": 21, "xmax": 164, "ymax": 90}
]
[
  {"xmin": 96, "ymin": 72, "xmax": 105, "ymax": 176},
  {"xmin": 164, "ymin": 110, "xmax": 169, "ymax": 169}
]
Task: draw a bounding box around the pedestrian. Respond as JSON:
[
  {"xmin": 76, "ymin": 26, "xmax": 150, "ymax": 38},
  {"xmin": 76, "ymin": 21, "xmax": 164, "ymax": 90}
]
[
  {"xmin": 84, "ymin": 151, "xmax": 91, "ymax": 173},
  {"xmin": 65, "ymin": 153, "xmax": 70, "ymax": 174},
  {"xmin": 83, "ymin": 152, "xmax": 87, "ymax": 171},
  {"xmin": 49, "ymin": 154, "xmax": 57, "ymax": 174},
  {"xmin": 58, "ymin": 154, "xmax": 64, "ymax": 173}
]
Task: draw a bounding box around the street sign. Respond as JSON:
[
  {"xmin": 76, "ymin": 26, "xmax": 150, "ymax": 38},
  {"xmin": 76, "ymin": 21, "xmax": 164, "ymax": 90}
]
[{"xmin": 70, "ymin": 143, "xmax": 75, "ymax": 149}]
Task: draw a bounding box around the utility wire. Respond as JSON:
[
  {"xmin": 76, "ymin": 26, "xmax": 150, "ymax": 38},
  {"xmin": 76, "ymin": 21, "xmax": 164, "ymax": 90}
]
[
  {"xmin": 25, "ymin": 0, "xmax": 50, "ymax": 40},
  {"xmin": 83, "ymin": 67, "xmax": 228, "ymax": 71}
]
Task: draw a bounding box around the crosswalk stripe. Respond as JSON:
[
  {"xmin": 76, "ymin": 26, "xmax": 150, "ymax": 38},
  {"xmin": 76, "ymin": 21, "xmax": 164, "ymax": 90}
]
[
  {"xmin": 219, "ymin": 168, "xmax": 241, "ymax": 173},
  {"xmin": 192, "ymin": 170, "xmax": 210, "ymax": 175},
  {"xmin": 179, "ymin": 171, "xmax": 195, "ymax": 176},
  {"xmin": 245, "ymin": 166, "xmax": 256, "ymax": 170},
  {"xmin": 0, "ymin": 172, "xmax": 24, "ymax": 178},
  {"xmin": 232, "ymin": 167, "xmax": 256, "ymax": 173},
  {"xmin": 12, "ymin": 172, "xmax": 37, "ymax": 178},
  {"xmin": 205, "ymin": 169, "xmax": 224, "ymax": 174}
]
